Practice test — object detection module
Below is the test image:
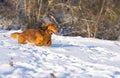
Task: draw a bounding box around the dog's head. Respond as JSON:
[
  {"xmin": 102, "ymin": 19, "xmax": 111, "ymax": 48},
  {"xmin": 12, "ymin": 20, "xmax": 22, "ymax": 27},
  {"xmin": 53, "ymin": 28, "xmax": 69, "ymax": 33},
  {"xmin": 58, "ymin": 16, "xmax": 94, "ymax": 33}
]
[{"xmin": 42, "ymin": 22, "xmax": 59, "ymax": 34}]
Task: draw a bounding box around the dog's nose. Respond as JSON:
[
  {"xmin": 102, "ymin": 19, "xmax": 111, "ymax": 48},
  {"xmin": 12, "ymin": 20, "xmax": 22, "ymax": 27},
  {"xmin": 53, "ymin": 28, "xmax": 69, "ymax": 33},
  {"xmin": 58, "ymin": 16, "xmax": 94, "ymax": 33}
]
[{"xmin": 56, "ymin": 29, "xmax": 59, "ymax": 33}]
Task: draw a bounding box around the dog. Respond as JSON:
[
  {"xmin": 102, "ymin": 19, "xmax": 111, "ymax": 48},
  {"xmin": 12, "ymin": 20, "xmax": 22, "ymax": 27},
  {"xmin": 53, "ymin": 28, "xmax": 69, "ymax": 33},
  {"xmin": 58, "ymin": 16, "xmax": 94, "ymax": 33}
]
[{"xmin": 11, "ymin": 22, "xmax": 58, "ymax": 46}]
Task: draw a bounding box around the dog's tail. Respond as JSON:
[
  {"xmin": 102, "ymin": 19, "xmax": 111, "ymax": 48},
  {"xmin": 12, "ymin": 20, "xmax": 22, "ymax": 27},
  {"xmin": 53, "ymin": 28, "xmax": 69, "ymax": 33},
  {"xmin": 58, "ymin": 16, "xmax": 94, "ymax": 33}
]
[{"xmin": 11, "ymin": 32, "xmax": 20, "ymax": 39}]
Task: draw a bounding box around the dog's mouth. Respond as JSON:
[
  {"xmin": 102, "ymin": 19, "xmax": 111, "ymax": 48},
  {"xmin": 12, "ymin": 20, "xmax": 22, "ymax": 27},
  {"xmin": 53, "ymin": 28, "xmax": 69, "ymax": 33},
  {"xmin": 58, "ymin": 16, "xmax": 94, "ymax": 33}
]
[
  {"xmin": 51, "ymin": 30, "xmax": 56, "ymax": 34},
  {"xmin": 49, "ymin": 30, "xmax": 58, "ymax": 35}
]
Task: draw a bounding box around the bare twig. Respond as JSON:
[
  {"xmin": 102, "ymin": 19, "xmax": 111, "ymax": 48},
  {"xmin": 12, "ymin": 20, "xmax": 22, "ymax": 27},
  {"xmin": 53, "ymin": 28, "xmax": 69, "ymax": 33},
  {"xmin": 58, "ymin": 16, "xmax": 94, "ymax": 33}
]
[
  {"xmin": 37, "ymin": 0, "xmax": 43, "ymax": 22},
  {"xmin": 50, "ymin": 73, "xmax": 56, "ymax": 78},
  {"xmin": 94, "ymin": 0, "xmax": 105, "ymax": 38}
]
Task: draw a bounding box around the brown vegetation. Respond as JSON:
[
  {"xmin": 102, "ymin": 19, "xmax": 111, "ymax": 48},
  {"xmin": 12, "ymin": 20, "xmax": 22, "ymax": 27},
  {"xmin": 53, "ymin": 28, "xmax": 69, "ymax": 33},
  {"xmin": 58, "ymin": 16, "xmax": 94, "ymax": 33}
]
[
  {"xmin": 0, "ymin": 0, "xmax": 120, "ymax": 40},
  {"xmin": 11, "ymin": 22, "xmax": 58, "ymax": 46}
]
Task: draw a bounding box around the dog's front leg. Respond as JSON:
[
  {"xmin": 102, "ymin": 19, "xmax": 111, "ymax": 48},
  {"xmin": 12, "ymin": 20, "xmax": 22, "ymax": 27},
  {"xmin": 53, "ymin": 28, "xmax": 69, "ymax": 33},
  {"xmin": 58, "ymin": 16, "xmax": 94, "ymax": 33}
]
[{"xmin": 46, "ymin": 40, "xmax": 51, "ymax": 46}]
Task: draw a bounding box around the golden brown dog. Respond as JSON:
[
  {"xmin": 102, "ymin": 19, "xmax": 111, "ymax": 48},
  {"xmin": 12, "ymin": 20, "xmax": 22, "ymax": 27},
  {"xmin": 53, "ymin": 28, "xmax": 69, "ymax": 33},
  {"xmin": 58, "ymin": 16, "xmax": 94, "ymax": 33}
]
[{"xmin": 11, "ymin": 22, "xmax": 58, "ymax": 46}]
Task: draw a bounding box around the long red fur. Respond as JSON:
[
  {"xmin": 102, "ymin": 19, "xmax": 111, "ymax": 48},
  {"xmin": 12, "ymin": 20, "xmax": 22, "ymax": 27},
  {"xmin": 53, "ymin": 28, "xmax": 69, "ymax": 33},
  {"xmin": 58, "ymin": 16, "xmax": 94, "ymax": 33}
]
[{"xmin": 11, "ymin": 22, "xmax": 58, "ymax": 46}]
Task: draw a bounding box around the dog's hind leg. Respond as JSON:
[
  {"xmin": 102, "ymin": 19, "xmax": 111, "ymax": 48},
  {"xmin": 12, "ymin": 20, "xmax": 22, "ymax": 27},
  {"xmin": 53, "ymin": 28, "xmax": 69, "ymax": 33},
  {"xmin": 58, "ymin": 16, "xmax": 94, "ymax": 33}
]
[{"xmin": 18, "ymin": 35, "xmax": 26, "ymax": 44}]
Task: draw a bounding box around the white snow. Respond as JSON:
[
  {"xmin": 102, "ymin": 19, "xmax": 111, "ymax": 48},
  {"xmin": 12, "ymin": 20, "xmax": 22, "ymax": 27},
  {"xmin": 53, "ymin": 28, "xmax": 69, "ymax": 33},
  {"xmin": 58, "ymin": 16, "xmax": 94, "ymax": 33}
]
[{"xmin": 0, "ymin": 30, "xmax": 120, "ymax": 78}]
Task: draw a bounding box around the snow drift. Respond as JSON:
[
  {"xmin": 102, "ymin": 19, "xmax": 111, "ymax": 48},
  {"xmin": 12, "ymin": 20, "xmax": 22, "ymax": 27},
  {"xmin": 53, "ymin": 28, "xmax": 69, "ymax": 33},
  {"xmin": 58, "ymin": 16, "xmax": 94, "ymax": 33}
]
[{"xmin": 0, "ymin": 30, "xmax": 120, "ymax": 78}]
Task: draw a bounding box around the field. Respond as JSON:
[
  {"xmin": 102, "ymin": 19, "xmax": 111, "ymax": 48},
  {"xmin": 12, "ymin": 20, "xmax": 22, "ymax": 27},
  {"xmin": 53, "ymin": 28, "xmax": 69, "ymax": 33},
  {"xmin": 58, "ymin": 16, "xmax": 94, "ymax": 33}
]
[{"xmin": 0, "ymin": 30, "xmax": 120, "ymax": 78}]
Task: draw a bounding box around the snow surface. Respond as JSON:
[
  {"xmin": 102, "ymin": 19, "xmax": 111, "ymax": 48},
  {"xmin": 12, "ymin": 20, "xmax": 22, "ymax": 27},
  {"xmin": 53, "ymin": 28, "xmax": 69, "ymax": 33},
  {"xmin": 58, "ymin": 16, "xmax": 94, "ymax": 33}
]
[{"xmin": 0, "ymin": 30, "xmax": 120, "ymax": 78}]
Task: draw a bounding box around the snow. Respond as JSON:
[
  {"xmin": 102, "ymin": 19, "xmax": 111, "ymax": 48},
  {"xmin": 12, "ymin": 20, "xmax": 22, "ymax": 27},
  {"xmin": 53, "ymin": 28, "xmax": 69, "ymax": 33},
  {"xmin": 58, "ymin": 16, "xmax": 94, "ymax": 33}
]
[{"xmin": 0, "ymin": 30, "xmax": 120, "ymax": 78}]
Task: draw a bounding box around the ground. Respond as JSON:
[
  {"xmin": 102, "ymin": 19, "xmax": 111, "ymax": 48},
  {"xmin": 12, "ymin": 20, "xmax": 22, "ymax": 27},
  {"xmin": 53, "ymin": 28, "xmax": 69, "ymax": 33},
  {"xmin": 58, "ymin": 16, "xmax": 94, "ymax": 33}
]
[{"xmin": 0, "ymin": 30, "xmax": 120, "ymax": 78}]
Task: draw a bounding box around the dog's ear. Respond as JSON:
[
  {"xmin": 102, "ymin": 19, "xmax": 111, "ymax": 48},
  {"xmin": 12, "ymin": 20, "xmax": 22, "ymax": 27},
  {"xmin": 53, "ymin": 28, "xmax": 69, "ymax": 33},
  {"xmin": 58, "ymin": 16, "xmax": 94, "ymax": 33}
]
[
  {"xmin": 40, "ymin": 26, "xmax": 48, "ymax": 31},
  {"xmin": 44, "ymin": 22, "xmax": 51, "ymax": 27},
  {"xmin": 40, "ymin": 22, "xmax": 49, "ymax": 31}
]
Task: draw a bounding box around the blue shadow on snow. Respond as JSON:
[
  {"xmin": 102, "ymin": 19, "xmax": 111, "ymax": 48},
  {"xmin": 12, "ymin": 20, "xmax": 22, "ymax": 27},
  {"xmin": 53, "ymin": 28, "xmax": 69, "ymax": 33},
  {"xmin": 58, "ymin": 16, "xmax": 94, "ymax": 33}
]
[{"xmin": 51, "ymin": 43, "xmax": 79, "ymax": 47}]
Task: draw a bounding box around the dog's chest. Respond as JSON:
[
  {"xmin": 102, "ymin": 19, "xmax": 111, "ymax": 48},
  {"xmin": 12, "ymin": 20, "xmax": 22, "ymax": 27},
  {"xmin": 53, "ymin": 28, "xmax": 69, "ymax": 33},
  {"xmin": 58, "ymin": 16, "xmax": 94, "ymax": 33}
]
[{"xmin": 43, "ymin": 34, "xmax": 51, "ymax": 44}]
